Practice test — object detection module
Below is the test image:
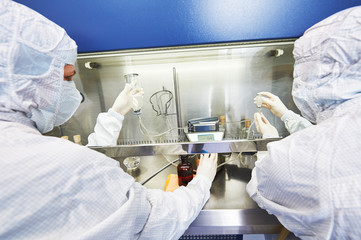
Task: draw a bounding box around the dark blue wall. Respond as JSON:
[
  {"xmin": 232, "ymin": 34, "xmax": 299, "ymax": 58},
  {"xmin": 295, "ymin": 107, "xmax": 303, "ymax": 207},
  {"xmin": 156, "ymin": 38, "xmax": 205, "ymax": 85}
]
[{"xmin": 14, "ymin": 0, "xmax": 361, "ymax": 53}]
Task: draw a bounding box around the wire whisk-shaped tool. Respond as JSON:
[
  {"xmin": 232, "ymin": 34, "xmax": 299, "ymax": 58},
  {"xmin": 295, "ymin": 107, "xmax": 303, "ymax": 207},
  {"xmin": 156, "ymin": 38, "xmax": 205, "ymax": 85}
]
[{"xmin": 149, "ymin": 86, "xmax": 174, "ymax": 116}]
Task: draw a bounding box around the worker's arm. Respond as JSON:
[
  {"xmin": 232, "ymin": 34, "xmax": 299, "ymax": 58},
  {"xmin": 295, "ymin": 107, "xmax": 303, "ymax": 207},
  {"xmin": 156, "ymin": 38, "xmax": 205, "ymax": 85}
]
[
  {"xmin": 87, "ymin": 108, "xmax": 124, "ymax": 146},
  {"xmin": 139, "ymin": 153, "xmax": 218, "ymax": 240},
  {"xmin": 255, "ymin": 92, "xmax": 312, "ymax": 134},
  {"xmin": 281, "ymin": 110, "xmax": 313, "ymax": 134},
  {"xmin": 87, "ymin": 84, "xmax": 143, "ymax": 146}
]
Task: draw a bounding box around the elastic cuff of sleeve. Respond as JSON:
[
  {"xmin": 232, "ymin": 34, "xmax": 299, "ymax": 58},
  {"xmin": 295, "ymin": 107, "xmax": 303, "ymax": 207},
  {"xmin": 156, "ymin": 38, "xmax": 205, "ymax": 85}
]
[
  {"xmin": 281, "ymin": 110, "xmax": 295, "ymax": 122},
  {"xmin": 246, "ymin": 171, "xmax": 258, "ymax": 198},
  {"xmin": 246, "ymin": 175, "xmax": 264, "ymax": 209},
  {"xmin": 108, "ymin": 108, "xmax": 125, "ymax": 122}
]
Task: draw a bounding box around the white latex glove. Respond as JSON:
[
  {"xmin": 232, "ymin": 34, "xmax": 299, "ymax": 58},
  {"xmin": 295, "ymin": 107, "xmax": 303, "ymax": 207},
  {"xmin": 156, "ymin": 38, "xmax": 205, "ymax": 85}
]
[
  {"xmin": 254, "ymin": 92, "xmax": 288, "ymax": 119},
  {"xmin": 111, "ymin": 83, "xmax": 144, "ymax": 116},
  {"xmin": 254, "ymin": 112, "xmax": 279, "ymax": 138},
  {"xmin": 196, "ymin": 153, "xmax": 218, "ymax": 182}
]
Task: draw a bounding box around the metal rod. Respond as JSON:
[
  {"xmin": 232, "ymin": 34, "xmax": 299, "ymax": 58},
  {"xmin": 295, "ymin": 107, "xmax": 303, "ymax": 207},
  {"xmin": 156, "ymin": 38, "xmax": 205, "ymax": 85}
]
[
  {"xmin": 140, "ymin": 158, "xmax": 179, "ymax": 185},
  {"xmin": 173, "ymin": 67, "xmax": 183, "ymax": 140}
]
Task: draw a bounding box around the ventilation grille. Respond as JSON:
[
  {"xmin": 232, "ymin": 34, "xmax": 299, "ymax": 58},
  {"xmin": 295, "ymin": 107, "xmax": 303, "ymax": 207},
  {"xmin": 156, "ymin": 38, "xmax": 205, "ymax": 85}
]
[{"xmin": 180, "ymin": 235, "xmax": 243, "ymax": 240}]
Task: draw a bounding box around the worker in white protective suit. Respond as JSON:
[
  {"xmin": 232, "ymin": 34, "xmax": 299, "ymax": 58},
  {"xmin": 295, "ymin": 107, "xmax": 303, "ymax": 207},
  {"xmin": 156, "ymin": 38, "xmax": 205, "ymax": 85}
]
[
  {"xmin": 247, "ymin": 6, "xmax": 361, "ymax": 239},
  {"xmin": 0, "ymin": 1, "xmax": 218, "ymax": 240}
]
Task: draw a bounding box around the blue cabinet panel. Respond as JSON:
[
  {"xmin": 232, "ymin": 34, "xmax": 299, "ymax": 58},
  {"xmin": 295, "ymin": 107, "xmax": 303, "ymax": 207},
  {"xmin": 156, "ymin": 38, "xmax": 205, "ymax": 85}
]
[{"xmin": 14, "ymin": 0, "xmax": 361, "ymax": 53}]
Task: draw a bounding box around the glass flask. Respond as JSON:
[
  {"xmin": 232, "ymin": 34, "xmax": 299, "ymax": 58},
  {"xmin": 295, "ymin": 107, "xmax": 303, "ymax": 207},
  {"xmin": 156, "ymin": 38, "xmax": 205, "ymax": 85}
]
[{"xmin": 124, "ymin": 73, "xmax": 143, "ymax": 115}]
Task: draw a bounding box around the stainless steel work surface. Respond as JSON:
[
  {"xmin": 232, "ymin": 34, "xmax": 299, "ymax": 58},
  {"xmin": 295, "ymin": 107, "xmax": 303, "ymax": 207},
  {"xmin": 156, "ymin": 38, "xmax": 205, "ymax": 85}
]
[
  {"xmin": 184, "ymin": 209, "xmax": 281, "ymax": 235},
  {"xmin": 90, "ymin": 138, "xmax": 280, "ymax": 158},
  {"xmin": 114, "ymin": 154, "xmax": 282, "ymax": 235}
]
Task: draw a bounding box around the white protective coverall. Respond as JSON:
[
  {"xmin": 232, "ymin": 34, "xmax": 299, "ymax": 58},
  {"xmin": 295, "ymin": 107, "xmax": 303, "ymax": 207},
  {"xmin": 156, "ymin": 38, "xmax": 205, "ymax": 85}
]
[
  {"xmin": 247, "ymin": 6, "xmax": 361, "ymax": 239},
  {"xmin": 87, "ymin": 108, "xmax": 125, "ymax": 146},
  {"xmin": 0, "ymin": 1, "xmax": 213, "ymax": 239},
  {"xmin": 280, "ymin": 110, "xmax": 312, "ymax": 134}
]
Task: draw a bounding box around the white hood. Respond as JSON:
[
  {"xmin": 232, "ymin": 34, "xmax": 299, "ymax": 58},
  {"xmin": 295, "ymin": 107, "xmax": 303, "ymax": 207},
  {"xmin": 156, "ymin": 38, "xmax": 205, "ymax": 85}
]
[
  {"xmin": 0, "ymin": 0, "xmax": 77, "ymax": 132},
  {"xmin": 293, "ymin": 6, "xmax": 361, "ymax": 123}
]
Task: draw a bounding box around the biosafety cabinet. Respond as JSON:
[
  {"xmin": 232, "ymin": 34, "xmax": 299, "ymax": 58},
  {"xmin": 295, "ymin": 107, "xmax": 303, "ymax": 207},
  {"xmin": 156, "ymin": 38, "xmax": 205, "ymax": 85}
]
[
  {"xmin": 59, "ymin": 40, "xmax": 293, "ymax": 236},
  {"xmin": 15, "ymin": 0, "xmax": 361, "ymax": 238}
]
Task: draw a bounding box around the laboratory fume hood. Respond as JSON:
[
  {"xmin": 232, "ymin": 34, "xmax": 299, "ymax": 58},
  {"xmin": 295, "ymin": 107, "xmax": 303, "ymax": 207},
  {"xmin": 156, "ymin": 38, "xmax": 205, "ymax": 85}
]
[{"xmin": 51, "ymin": 39, "xmax": 299, "ymax": 236}]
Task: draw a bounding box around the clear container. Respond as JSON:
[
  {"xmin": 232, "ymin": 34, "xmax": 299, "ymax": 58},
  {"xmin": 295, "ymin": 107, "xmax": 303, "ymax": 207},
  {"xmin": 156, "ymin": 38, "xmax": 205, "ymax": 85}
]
[
  {"xmin": 240, "ymin": 152, "xmax": 256, "ymax": 169},
  {"xmin": 124, "ymin": 73, "xmax": 139, "ymax": 85},
  {"xmin": 255, "ymin": 93, "xmax": 263, "ymax": 109},
  {"xmin": 123, "ymin": 156, "xmax": 141, "ymax": 171},
  {"xmin": 241, "ymin": 118, "xmax": 252, "ymax": 139},
  {"xmin": 124, "ymin": 73, "xmax": 143, "ymax": 115}
]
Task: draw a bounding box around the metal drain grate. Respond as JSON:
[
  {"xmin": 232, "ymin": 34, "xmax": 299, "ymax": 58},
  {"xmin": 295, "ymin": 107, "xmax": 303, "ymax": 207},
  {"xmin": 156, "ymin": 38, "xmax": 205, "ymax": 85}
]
[
  {"xmin": 179, "ymin": 235, "xmax": 243, "ymax": 240},
  {"xmin": 118, "ymin": 139, "xmax": 180, "ymax": 145}
]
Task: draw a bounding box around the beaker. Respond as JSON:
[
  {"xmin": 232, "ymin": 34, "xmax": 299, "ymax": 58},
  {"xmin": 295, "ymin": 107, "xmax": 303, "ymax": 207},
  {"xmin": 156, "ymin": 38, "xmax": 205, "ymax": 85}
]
[
  {"xmin": 124, "ymin": 73, "xmax": 143, "ymax": 115},
  {"xmin": 124, "ymin": 73, "xmax": 139, "ymax": 85},
  {"xmin": 123, "ymin": 156, "xmax": 141, "ymax": 171}
]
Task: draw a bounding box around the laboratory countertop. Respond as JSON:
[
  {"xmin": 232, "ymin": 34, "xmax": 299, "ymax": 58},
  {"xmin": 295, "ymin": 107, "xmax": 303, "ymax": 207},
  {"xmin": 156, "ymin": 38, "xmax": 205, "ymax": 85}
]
[{"xmin": 114, "ymin": 154, "xmax": 282, "ymax": 235}]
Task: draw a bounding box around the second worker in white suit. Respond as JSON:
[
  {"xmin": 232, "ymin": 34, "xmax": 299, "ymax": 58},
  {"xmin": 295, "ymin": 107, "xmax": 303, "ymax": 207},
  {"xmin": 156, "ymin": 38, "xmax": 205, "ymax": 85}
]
[{"xmin": 248, "ymin": 6, "xmax": 361, "ymax": 239}]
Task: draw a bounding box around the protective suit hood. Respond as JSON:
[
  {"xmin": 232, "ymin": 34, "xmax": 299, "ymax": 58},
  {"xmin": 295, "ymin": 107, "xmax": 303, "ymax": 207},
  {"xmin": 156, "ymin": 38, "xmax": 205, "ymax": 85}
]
[
  {"xmin": 293, "ymin": 6, "xmax": 361, "ymax": 124},
  {"xmin": 0, "ymin": 0, "xmax": 78, "ymax": 132}
]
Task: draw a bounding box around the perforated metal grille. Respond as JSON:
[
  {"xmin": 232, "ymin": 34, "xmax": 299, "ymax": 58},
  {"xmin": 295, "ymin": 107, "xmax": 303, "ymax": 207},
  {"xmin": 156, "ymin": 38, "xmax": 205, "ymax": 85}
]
[{"xmin": 180, "ymin": 235, "xmax": 243, "ymax": 240}]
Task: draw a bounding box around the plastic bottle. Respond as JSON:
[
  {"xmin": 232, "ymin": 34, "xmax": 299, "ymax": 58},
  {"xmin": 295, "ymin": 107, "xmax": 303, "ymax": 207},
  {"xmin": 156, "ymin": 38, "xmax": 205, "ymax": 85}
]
[{"xmin": 177, "ymin": 155, "xmax": 193, "ymax": 186}]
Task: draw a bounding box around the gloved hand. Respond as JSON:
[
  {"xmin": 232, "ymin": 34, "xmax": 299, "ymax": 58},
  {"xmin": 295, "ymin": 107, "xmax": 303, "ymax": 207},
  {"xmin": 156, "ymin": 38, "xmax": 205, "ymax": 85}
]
[
  {"xmin": 254, "ymin": 92, "xmax": 288, "ymax": 119},
  {"xmin": 111, "ymin": 83, "xmax": 144, "ymax": 116},
  {"xmin": 196, "ymin": 153, "xmax": 218, "ymax": 182},
  {"xmin": 254, "ymin": 112, "xmax": 279, "ymax": 138}
]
